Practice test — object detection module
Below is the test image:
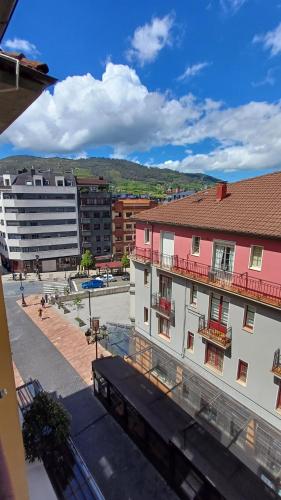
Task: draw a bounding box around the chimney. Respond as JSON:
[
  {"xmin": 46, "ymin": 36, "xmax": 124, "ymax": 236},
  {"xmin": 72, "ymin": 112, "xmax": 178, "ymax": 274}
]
[
  {"xmin": 216, "ymin": 181, "xmax": 227, "ymax": 201},
  {"xmin": 30, "ymin": 167, "xmax": 35, "ymax": 176}
]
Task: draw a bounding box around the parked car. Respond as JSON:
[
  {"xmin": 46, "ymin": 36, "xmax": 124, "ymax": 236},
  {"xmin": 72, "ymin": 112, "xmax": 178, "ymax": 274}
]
[
  {"xmin": 102, "ymin": 274, "xmax": 118, "ymax": 282},
  {"xmin": 81, "ymin": 279, "xmax": 104, "ymax": 289},
  {"xmin": 70, "ymin": 271, "xmax": 88, "ymax": 279},
  {"xmin": 122, "ymin": 273, "xmax": 130, "ymax": 281}
]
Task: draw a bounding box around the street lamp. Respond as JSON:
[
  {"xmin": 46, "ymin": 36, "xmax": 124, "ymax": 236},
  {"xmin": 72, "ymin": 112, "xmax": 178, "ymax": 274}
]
[
  {"xmin": 20, "ymin": 277, "xmax": 26, "ymax": 307},
  {"xmin": 35, "ymin": 254, "xmax": 41, "ymax": 280}
]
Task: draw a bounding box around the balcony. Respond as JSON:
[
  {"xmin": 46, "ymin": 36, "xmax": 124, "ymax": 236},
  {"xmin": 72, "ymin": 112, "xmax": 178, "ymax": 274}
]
[
  {"xmin": 152, "ymin": 292, "xmax": 175, "ymax": 323},
  {"xmin": 272, "ymin": 349, "xmax": 281, "ymax": 378},
  {"xmin": 198, "ymin": 316, "xmax": 232, "ymax": 349},
  {"xmin": 131, "ymin": 246, "xmax": 151, "ymax": 263},
  {"xmin": 151, "ymin": 252, "xmax": 281, "ymax": 310}
]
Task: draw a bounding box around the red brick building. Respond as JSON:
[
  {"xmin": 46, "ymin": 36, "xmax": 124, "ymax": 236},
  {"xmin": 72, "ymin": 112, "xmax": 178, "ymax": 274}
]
[{"xmin": 112, "ymin": 199, "xmax": 157, "ymax": 259}]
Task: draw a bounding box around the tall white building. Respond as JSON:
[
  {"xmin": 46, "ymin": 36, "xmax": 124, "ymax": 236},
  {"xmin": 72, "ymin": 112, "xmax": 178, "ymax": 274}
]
[{"xmin": 0, "ymin": 169, "xmax": 80, "ymax": 272}]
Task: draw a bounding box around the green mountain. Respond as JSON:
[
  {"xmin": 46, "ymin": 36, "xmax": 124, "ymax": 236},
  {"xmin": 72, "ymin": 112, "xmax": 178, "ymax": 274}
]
[{"xmin": 0, "ymin": 155, "xmax": 220, "ymax": 197}]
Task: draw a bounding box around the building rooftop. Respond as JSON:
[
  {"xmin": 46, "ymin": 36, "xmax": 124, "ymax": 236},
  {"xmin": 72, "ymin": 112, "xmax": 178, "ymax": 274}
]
[
  {"xmin": 0, "ymin": 170, "xmax": 74, "ymax": 187},
  {"xmin": 134, "ymin": 171, "xmax": 281, "ymax": 239},
  {"xmin": 93, "ymin": 355, "xmax": 274, "ymax": 500},
  {"xmin": 75, "ymin": 176, "xmax": 109, "ymax": 186},
  {"xmin": 115, "ymin": 199, "xmax": 155, "ymax": 206}
]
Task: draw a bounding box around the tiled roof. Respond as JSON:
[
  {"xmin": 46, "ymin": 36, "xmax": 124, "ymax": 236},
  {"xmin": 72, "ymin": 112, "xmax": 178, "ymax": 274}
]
[
  {"xmin": 0, "ymin": 50, "xmax": 50, "ymax": 74},
  {"xmin": 134, "ymin": 171, "xmax": 281, "ymax": 239}
]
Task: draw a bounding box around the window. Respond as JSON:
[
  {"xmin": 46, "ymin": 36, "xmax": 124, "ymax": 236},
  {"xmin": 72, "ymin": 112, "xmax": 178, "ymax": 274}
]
[
  {"xmin": 191, "ymin": 236, "xmax": 200, "ymax": 255},
  {"xmin": 144, "ymin": 228, "xmax": 150, "ymax": 244},
  {"xmin": 104, "ymin": 223, "xmax": 111, "ymax": 230},
  {"xmin": 56, "ymin": 180, "xmax": 64, "ymax": 186},
  {"xmin": 205, "ymin": 343, "xmax": 224, "ymax": 372},
  {"xmin": 126, "ymin": 212, "xmax": 132, "ymax": 218},
  {"xmin": 210, "ymin": 293, "xmax": 229, "ymax": 327},
  {"xmin": 159, "ymin": 317, "xmax": 170, "ymax": 338},
  {"xmin": 94, "ymin": 224, "xmax": 100, "ymax": 230},
  {"xmin": 249, "ymin": 246, "xmax": 263, "ymax": 270},
  {"xmin": 159, "ymin": 274, "xmax": 172, "ymax": 299},
  {"xmin": 187, "ymin": 332, "xmax": 194, "ymax": 351},
  {"xmin": 93, "ymin": 212, "xmax": 100, "ymax": 218},
  {"xmin": 96, "ymin": 235, "xmax": 101, "ymax": 242},
  {"xmin": 213, "ymin": 242, "xmax": 235, "ymax": 272},
  {"xmin": 4, "ymin": 179, "xmax": 10, "ymax": 186},
  {"xmin": 104, "ymin": 235, "xmax": 110, "ymax": 241},
  {"xmin": 276, "ymin": 385, "xmax": 281, "ymax": 411},
  {"xmin": 144, "ymin": 268, "xmax": 149, "ymax": 285},
  {"xmin": 35, "ymin": 179, "xmax": 42, "ymax": 186},
  {"xmin": 237, "ymin": 360, "xmax": 248, "ymax": 384},
  {"xmin": 244, "ymin": 305, "xmax": 255, "ymax": 331},
  {"xmin": 144, "ymin": 307, "xmax": 149, "ymax": 324},
  {"xmin": 126, "ymin": 224, "xmax": 132, "ymax": 229},
  {"xmin": 190, "ymin": 285, "xmax": 198, "ymax": 306},
  {"xmin": 126, "ymin": 235, "xmax": 133, "ymax": 241},
  {"xmin": 116, "ymin": 236, "xmax": 122, "ymax": 242}
]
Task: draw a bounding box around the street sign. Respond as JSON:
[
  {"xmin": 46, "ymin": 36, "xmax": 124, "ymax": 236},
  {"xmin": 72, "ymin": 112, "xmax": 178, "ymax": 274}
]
[{"xmin": 20, "ymin": 285, "xmax": 24, "ymax": 291}]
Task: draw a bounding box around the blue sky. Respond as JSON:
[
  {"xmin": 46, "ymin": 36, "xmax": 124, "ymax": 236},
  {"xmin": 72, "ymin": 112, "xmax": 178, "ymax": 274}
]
[{"xmin": 1, "ymin": 0, "xmax": 281, "ymax": 181}]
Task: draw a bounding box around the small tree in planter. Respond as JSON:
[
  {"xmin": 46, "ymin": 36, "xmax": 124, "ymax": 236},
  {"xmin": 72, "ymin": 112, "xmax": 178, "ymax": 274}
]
[
  {"xmin": 80, "ymin": 250, "xmax": 95, "ymax": 276},
  {"xmin": 23, "ymin": 392, "xmax": 71, "ymax": 467},
  {"xmin": 72, "ymin": 296, "xmax": 85, "ymax": 326},
  {"xmin": 121, "ymin": 252, "xmax": 130, "ymax": 272}
]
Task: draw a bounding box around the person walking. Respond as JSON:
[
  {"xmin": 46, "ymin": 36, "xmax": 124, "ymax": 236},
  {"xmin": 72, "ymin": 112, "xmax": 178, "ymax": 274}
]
[
  {"xmin": 38, "ymin": 307, "xmax": 43, "ymax": 320},
  {"xmin": 40, "ymin": 297, "xmax": 46, "ymax": 308},
  {"xmin": 44, "ymin": 293, "xmax": 48, "ymax": 304}
]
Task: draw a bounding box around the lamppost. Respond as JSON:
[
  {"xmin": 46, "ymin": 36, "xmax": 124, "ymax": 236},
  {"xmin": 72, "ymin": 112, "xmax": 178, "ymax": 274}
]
[
  {"xmin": 35, "ymin": 254, "xmax": 41, "ymax": 280},
  {"xmin": 20, "ymin": 277, "xmax": 26, "ymax": 307}
]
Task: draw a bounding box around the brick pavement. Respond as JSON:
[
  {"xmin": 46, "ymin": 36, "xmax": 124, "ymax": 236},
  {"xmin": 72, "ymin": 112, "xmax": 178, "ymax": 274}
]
[{"xmin": 18, "ymin": 295, "xmax": 110, "ymax": 386}]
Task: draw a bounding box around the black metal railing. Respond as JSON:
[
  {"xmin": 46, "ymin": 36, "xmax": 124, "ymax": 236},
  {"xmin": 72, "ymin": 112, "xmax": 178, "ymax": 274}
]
[
  {"xmin": 152, "ymin": 292, "xmax": 175, "ymax": 323},
  {"xmin": 198, "ymin": 315, "xmax": 232, "ymax": 349}
]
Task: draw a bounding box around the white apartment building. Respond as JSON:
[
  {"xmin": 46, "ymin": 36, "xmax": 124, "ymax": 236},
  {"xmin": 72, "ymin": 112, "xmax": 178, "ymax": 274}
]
[{"xmin": 0, "ymin": 169, "xmax": 80, "ymax": 272}]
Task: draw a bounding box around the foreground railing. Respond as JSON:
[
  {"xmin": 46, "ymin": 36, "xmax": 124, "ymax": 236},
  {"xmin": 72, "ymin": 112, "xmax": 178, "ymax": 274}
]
[
  {"xmin": 131, "ymin": 246, "xmax": 151, "ymax": 262},
  {"xmin": 272, "ymin": 348, "xmax": 281, "ymax": 378},
  {"xmin": 198, "ymin": 315, "xmax": 232, "ymax": 349}
]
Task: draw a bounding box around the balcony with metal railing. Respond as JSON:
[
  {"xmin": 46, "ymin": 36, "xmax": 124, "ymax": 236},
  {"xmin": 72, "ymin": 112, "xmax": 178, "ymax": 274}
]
[
  {"xmin": 130, "ymin": 246, "xmax": 151, "ymax": 263},
  {"xmin": 150, "ymin": 251, "xmax": 281, "ymax": 309},
  {"xmin": 151, "ymin": 292, "xmax": 175, "ymax": 323},
  {"xmin": 272, "ymin": 348, "xmax": 281, "ymax": 378},
  {"xmin": 198, "ymin": 315, "xmax": 232, "ymax": 349}
]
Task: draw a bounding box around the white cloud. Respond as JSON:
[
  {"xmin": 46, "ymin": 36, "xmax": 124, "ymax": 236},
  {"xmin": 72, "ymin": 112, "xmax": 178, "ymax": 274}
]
[
  {"xmin": 178, "ymin": 62, "xmax": 211, "ymax": 81},
  {"xmin": 253, "ymin": 22, "xmax": 281, "ymax": 57},
  {"xmin": 3, "ymin": 62, "xmax": 281, "ymax": 174},
  {"xmin": 220, "ymin": 0, "xmax": 247, "ymax": 14},
  {"xmin": 126, "ymin": 14, "xmax": 174, "ymax": 65},
  {"xmin": 1, "ymin": 38, "xmax": 39, "ymax": 57},
  {"xmin": 252, "ymin": 68, "xmax": 275, "ymax": 87}
]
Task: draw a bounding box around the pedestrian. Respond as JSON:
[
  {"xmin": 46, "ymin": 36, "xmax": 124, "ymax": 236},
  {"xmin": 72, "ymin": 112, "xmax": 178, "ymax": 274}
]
[
  {"xmin": 44, "ymin": 293, "xmax": 48, "ymax": 304},
  {"xmin": 40, "ymin": 297, "xmax": 45, "ymax": 308},
  {"xmin": 38, "ymin": 307, "xmax": 43, "ymax": 320}
]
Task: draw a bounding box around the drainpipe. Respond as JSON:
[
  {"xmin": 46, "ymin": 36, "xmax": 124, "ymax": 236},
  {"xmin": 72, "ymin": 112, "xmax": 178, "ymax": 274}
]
[
  {"xmin": 181, "ymin": 283, "xmax": 188, "ymax": 357},
  {"xmin": 149, "ymin": 222, "xmax": 153, "ymax": 337}
]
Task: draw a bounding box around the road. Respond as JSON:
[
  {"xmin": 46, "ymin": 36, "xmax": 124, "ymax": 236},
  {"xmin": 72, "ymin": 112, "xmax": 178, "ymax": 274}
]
[{"xmin": 3, "ymin": 281, "xmax": 177, "ymax": 500}]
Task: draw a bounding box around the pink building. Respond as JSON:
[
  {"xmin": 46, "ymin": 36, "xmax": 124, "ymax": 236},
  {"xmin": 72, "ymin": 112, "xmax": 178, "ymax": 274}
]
[{"xmin": 130, "ymin": 172, "xmax": 281, "ymax": 496}]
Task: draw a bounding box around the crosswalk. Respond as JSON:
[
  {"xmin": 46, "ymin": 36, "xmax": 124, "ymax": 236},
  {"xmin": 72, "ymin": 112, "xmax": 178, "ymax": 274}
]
[{"xmin": 43, "ymin": 281, "xmax": 69, "ymax": 296}]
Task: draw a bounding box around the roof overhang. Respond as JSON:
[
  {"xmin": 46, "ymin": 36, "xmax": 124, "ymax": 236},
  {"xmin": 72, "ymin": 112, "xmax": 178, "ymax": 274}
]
[
  {"xmin": 0, "ymin": 53, "xmax": 57, "ymax": 134},
  {"xmin": 0, "ymin": 0, "xmax": 18, "ymax": 42}
]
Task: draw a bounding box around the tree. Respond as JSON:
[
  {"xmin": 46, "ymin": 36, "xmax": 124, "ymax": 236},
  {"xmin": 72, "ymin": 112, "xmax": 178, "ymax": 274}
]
[
  {"xmin": 121, "ymin": 252, "xmax": 130, "ymax": 272},
  {"xmin": 72, "ymin": 296, "xmax": 84, "ymax": 319},
  {"xmin": 23, "ymin": 392, "xmax": 71, "ymax": 466},
  {"xmin": 80, "ymin": 250, "xmax": 95, "ymax": 276}
]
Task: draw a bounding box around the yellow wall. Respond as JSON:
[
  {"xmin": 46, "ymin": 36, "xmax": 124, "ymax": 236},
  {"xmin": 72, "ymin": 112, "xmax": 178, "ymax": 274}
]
[{"xmin": 0, "ymin": 277, "xmax": 29, "ymax": 500}]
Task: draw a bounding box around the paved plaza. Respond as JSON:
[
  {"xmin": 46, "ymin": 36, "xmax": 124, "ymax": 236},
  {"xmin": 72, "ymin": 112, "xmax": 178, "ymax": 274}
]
[{"xmin": 5, "ymin": 284, "xmax": 177, "ymax": 500}]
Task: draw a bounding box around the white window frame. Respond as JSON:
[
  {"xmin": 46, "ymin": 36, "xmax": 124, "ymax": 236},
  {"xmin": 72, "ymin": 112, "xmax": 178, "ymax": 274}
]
[
  {"xmin": 249, "ymin": 245, "xmax": 263, "ymax": 271},
  {"xmin": 212, "ymin": 239, "xmax": 236, "ymax": 272},
  {"xmin": 144, "ymin": 227, "xmax": 151, "ymax": 245},
  {"xmin": 191, "ymin": 235, "xmax": 201, "ymax": 256}
]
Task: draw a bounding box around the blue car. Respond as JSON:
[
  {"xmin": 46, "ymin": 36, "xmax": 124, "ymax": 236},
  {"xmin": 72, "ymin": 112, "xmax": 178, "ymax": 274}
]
[{"xmin": 81, "ymin": 279, "xmax": 104, "ymax": 289}]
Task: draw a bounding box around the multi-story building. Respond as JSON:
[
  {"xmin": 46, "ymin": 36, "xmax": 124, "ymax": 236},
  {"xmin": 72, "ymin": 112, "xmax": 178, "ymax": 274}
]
[
  {"xmin": 112, "ymin": 199, "xmax": 157, "ymax": 259},
  {"xmin": 131, "ymin": 174, "xmax": 281, "ymax": 494},
  {"xmin": 76, "ymin": 176, "xmax": 112, "ymax": 260},
  {"xmin": 0, "ymin": 170, "xmax": 80, "ymax": 272}
]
